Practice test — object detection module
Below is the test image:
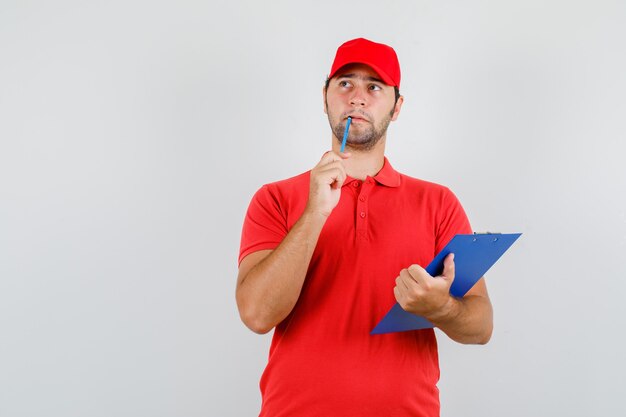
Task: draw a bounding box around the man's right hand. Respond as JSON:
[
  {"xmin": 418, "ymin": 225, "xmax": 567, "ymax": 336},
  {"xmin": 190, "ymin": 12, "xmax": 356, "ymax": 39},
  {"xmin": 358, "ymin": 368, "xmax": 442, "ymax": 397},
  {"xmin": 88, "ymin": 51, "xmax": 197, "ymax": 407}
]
[
  {"xmin": 305, "ymin": 151, "xmax": 351, "ymax": 218},
  {"xmin": 237, "ymin": 151, "xmax": 351, "ymax": 333}
]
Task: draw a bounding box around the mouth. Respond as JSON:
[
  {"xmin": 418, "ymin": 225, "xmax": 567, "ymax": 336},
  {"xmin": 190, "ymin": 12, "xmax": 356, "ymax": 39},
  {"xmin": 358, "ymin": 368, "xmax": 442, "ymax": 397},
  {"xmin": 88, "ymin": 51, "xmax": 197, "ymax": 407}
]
[{"xmin": 346, "ymin": 115, "xmax": 368, "ymax": 123}]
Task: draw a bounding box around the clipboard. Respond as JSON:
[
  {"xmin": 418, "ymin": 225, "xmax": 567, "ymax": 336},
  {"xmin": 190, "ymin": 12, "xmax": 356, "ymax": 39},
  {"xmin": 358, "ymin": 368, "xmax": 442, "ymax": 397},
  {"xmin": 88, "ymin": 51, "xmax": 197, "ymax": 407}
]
[{"xmin": 371, "ymin": 233, "xmax": 522, "ymax": 335}]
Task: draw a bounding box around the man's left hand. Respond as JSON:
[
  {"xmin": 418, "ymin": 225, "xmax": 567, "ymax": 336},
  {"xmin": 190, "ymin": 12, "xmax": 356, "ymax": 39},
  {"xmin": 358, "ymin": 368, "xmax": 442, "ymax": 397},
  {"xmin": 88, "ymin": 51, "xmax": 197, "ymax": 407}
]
[{"xmin": 393, "ymin": 253, "xmax": 457, "ymax": 320}]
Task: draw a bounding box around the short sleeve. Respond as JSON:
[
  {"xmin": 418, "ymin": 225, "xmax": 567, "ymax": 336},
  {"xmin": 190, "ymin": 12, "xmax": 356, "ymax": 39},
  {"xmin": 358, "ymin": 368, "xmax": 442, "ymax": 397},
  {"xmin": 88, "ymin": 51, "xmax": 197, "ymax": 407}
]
[
  {"xmin": 238, "ymin": 185, "xmax": 289, "ymax": 265},
  {"xmin": 434, "ymin": 188, "xmax": 473, "ymax": 254}
]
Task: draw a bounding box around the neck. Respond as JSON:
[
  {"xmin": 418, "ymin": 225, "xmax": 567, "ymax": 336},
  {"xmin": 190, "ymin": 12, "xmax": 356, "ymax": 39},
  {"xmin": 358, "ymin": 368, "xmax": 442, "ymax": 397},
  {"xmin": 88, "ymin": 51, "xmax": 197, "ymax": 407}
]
[{"xmin": 332, "ymin": 136, "xmax": 386, "ymax": 180}]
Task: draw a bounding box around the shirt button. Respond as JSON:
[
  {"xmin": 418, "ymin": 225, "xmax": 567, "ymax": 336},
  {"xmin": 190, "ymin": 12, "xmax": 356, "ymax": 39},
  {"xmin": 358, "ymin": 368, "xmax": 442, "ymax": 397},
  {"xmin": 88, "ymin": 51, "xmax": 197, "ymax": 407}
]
[
  {"xmin": 359, "ymin": 196, "xmax": 366, "ymax": 202},
  {"xmin": 360, "ymin": 212, "xmax": 366, "ymax": 218},
  {"xmin": 352, "ymin": 181, "xmax": 360, "ymax": 188}
]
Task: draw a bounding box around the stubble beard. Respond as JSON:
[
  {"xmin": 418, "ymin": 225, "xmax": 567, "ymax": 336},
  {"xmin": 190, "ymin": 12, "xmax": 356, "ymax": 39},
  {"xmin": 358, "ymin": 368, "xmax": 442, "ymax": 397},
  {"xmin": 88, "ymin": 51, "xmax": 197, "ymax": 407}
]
[{"xmin": 329, "ymin": 108, "xmax": 394, "ymax": 152}]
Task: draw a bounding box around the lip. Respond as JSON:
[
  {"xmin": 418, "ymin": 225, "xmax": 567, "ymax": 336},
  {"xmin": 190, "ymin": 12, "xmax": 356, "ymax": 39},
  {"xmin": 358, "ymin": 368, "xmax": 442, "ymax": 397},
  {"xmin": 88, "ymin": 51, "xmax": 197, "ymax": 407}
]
[{"xmin": 346, "ymin": 115, "xmax": 368, "ymax": 122}]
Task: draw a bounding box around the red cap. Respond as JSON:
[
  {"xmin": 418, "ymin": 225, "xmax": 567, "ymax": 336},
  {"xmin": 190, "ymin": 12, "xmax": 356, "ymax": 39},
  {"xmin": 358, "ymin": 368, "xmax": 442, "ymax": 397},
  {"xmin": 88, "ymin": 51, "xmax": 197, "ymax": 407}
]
[{"xmin": 328, "ymin": 38, "xmax": 401, "ymax": 88}]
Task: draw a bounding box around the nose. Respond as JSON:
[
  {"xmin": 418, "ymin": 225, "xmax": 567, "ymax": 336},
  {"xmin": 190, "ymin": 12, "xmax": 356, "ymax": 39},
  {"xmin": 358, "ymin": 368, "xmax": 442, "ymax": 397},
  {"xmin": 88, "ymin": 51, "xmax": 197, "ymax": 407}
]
[{"xmin": 349, "ymin": 89, "xmax": 366, "ymax": 107}]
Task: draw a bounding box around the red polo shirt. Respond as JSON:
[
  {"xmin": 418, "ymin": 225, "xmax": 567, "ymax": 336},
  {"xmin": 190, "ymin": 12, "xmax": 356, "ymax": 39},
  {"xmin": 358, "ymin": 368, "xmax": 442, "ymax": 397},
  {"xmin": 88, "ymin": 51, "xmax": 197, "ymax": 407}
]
[{"xmin": 239, "ymin": 157, "xmax": 472, "ymax": 417}]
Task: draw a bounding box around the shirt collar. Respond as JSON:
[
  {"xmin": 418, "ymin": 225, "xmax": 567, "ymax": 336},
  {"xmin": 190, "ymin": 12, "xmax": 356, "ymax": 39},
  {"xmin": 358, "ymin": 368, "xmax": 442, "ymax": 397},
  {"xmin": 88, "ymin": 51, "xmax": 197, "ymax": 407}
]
[
  {"xmin": 373, "ymin": 157, "xmax": 401, "ymax": 187},
  {"xmin": 343, "ymin": 157, "xmax": 401, "ymax": 188}
]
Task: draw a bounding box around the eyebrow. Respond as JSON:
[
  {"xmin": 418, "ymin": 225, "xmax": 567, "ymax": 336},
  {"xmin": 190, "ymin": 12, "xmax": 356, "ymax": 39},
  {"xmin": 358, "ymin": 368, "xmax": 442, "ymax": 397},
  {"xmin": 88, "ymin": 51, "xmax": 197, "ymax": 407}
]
[{"xmin": 336, "ymin": 73, "xmax": 385, "ymax": 84}]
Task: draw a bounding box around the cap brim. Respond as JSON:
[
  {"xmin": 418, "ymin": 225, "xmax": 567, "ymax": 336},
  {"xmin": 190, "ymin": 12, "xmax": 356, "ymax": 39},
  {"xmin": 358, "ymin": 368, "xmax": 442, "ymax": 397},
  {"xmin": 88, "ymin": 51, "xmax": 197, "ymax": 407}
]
[{"xmin": 329, "ymin": 61, "xmax": 396, "ymax": 87}]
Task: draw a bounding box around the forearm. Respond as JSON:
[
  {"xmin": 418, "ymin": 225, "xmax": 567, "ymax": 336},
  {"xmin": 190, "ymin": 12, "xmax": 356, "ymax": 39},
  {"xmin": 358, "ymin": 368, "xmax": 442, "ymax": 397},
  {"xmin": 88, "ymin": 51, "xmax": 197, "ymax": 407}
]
[
  {"xmin": 237, "ymin": 210, "xmax": 327, "ymax": 334},
  {"xmin": 427, "ymin": 294, "xmax": 493, "ymax": 345}
]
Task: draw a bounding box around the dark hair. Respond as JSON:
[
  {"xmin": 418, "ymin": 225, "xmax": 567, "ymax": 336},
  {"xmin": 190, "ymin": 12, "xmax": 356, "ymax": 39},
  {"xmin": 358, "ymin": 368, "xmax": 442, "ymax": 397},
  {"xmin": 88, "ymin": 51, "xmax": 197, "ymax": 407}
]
[{"xmin": 324, "ymin": 77, "xmax": 401, "ymax": 105}]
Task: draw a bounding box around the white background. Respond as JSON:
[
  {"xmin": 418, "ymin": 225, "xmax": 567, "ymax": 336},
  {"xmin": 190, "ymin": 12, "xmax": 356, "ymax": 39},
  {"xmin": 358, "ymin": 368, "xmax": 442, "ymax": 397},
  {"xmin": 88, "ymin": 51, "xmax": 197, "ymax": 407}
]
[{"xmin": 1, "ymin": 1, "xmax": 625, "ymax": 416}]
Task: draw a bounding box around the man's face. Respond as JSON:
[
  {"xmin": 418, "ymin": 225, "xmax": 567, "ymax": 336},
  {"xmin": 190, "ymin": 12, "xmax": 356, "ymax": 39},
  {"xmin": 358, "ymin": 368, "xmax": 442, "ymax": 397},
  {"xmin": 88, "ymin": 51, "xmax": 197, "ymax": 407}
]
[{"xmin": 324, "ymin": 63, "xmax": 402, "ymax": 151}]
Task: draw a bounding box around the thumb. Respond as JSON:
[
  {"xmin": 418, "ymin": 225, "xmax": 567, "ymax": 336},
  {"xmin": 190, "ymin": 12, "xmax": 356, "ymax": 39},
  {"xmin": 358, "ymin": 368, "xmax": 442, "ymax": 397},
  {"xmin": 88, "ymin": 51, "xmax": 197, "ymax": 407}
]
[{"xmin": 441, "ymin": 253, "xmax": 455, "ymax": 283}]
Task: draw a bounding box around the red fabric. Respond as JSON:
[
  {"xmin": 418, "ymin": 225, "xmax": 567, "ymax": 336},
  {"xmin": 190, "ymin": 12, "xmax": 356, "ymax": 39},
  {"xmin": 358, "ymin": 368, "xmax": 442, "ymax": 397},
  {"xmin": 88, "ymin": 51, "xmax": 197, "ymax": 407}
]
[
  {"xmin": 239, "ymin": 158, "xmax": 472, "ymax": 417},
  {"xmin": 329, "ymin": 38, "xmax": 401, "ymax": 87}
]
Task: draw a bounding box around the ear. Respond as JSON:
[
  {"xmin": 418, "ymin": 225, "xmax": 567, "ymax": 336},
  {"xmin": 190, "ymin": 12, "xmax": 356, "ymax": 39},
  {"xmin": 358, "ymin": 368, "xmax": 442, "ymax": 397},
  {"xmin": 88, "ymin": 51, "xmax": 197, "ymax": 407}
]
[
  {"xmin": 322, "ymin": 85, "xmax": 328, "ymax": 114},
  {"xmin": 390, "ymin": 95, "xmax": 404, "ymax": 121}
]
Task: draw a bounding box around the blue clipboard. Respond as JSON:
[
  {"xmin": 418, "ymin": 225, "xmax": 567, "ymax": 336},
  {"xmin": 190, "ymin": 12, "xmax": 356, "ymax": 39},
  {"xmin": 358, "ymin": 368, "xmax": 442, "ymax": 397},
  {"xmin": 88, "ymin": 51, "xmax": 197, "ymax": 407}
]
[{"xmin": 371, "ymin": 233, "xmax": 522, "ymax": 335}]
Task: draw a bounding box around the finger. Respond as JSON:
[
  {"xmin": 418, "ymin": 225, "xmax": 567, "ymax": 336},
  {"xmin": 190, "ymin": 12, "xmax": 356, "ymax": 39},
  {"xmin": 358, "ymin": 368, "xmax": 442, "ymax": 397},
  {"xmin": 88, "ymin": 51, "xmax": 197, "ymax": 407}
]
[
  {"xmin": 393, "ymin": 285, "xmax": 403, "ymax": 304},
  {"xmin": 318, "ymin": 150, "xmax": 344, "ymax": 166},
  {"xmin": 407, "ymin": 264, "xmax": 429, "ymax": 286},
  {"xmin": 332, "ymin": 170, "xmax": 347, "ymax": 189},
  {"xmin": 317, "ymin": 163, "xmax": 347, "ymax": 184},
  {"xmin": 394, "ymin": 276, "xmax": 414, "ymax": 300},
  {"xmin": 317, "ymin": 166, "xmax": 347, "ymax": 186},
  {"xmin": 316, "ymin": 160, "xmax": 346, "ymax": 174},
  {"xmin": 395, "ymin": 276, "xmax": 420, "ymax": 311},
  {"xmin": 395, "ymin": 273, "xmax": 411, "ymax": 292},
  {"xmin": 441, "ymin": 253, "xmax": 455, "ymax": 282}
]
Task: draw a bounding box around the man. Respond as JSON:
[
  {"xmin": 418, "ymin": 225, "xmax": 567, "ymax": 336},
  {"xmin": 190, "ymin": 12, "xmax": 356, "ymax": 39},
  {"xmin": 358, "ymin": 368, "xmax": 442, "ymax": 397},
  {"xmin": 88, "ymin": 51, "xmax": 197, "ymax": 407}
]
[{"xmin": 236, "ymin": 38, "xmax": 493, "ymax": 417}]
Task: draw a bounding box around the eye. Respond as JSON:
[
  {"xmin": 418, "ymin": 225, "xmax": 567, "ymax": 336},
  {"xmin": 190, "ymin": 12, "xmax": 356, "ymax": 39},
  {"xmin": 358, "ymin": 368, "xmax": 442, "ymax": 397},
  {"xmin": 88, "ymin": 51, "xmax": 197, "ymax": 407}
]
[
  {"xmin": 339, "ymin": 80, "xmax": 352, "ymax": 88},
  {"xmin": 369, "ymin": 84, "xmax": 382, "ymax": 91}
]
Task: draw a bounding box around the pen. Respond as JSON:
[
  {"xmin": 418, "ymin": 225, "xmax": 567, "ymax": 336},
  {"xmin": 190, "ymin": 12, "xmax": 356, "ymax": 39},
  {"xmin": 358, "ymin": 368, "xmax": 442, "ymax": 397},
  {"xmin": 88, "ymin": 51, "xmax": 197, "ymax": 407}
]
[{"xmin": 340, "ymin": 117, "xmax": 351, "ymax": 153}]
